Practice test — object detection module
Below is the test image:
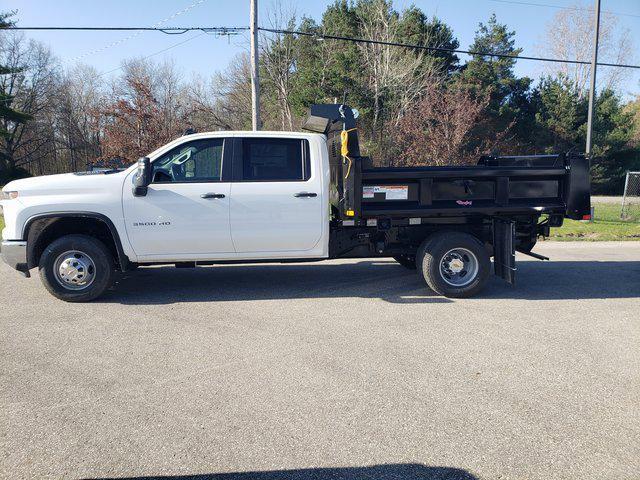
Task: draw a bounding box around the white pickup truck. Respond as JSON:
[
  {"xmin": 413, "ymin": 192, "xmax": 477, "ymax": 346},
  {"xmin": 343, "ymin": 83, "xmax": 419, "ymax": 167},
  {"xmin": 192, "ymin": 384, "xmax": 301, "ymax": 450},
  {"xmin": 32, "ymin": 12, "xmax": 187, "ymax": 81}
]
[{"xmin": 0, "ymin": 104, "xmax": 590, "ymax": 302}]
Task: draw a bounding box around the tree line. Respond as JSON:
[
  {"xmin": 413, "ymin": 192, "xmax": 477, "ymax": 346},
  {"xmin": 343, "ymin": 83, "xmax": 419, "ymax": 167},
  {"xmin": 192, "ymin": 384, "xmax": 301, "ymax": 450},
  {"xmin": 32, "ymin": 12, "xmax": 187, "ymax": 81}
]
[{"xmin": 1, "ymin": 2, "xmax": 639, "ymax": 193}]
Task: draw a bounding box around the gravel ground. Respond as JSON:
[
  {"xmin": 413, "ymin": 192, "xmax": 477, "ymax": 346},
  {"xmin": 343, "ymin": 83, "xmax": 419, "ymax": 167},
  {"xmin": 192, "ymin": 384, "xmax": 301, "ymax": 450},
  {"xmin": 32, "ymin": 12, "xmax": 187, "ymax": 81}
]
[{"xmin": 1, "ymin": 242, "xmax": 639, "ymax": 480}]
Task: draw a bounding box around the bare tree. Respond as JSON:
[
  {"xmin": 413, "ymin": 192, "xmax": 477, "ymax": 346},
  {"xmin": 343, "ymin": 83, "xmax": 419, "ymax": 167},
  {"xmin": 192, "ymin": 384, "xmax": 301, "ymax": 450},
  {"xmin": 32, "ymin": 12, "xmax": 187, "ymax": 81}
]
[
  {"xmin": 260, "ymin": 3, "xmax": 297, "ymax": 130},
  {"xmin": 357, "ymin": 0, "xmax": 398, "ymax": 132},
  {"xmin": 538, "ymin": 3, "xmax": 634, "ymax": 94},
  {"xmin": 0, "ymin": 33, "xmax": 60, "ymax": 175},
  {"xmin": 154, "ymin": 60, "xmax": 185, "ymax": 139},
  {"xmin": 185, "ymin": 53, "xmax": 253, "ymax": 131},
  {"xmin": 356, "ymin": 0, "xmax": 437, "ymax": 135},
  {"xmin": 100, "ymin": 70, "xmax": 177, "ymax": 163},
  {"xmin": 56, "ymin": 65, "xmax": 105, "ymax": 171},
  {"xmin": 395, "ymin": 79, "xmax": 489, "ymax": 166}
]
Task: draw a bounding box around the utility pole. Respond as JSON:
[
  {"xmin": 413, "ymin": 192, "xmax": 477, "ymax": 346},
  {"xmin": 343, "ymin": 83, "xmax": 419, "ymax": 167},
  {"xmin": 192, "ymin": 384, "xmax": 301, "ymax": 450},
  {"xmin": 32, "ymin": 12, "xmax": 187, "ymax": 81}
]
[
  {"xmin": 250, "ymin": 0, "xmax": 261, "ymax": 131},
  {"xmin": 585, "ymin": 0, "xmax": 601, "ymax": 156}
]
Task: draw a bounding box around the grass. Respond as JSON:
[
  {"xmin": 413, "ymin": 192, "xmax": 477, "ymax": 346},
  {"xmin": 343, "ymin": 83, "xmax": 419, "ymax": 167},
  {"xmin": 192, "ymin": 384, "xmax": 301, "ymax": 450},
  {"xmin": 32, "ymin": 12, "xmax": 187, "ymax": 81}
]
[
  {"xmin": 550, "ymin": 202, "xmax": 640, "ymax": 241},
  {"xmin": 0, "ymin": 202, "xmax": 638, "ymax": 242}
]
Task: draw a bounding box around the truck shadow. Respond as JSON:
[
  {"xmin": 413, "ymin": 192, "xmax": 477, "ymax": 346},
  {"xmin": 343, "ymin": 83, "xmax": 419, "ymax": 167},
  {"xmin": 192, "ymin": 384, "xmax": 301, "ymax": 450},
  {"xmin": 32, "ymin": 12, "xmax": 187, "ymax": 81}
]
[
  {"xmin": 485, "ymin": 259, "xmax": 640, "ymax": 300},
  {"xmin": 88, "ymin": 463, "xmax": 477, "ymax": 480},
  {"xmin": 99, "ymin": 258, "xmax": 640, "ymax": 305},
  {"xmin": 103, "ymin": 260, "xmax": 452, "ymax": 305}
]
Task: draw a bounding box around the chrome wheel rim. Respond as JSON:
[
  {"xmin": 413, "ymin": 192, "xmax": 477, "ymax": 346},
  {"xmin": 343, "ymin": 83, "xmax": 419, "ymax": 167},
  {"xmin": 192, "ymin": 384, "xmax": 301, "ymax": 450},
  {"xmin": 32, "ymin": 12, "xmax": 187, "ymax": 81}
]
[
  {"xmin": 439, "ymin": 248, "xmax": 479, "ymax": 287},
  {"xmin": 53, "ymin": 250, "xmax": 96, "ymax": 290}
]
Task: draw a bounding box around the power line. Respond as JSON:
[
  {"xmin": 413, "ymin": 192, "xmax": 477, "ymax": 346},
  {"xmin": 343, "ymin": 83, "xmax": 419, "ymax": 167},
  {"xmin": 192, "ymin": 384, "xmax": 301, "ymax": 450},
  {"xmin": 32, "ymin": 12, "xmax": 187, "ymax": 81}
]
[
  {"xmin": 4, "ymin": 24, "xmax": 639, "ymax": 69},
  {"xmin": 70, "ymin": 0, "xmax": 209, "ymax": 62},
  {"xmin": 488, "ymin": 0, "xmax": 640, "ymax": 19},
  {"xmin": 3, "ymin": 26, "xmax": 248, "ymax": 33},
  {"xmin": 98, "ymin": 32, "xmax": 207, "ymax": 77},
  {"xmin": 259, "ymin": 27, "xmax": 640, "ymax": 69}
]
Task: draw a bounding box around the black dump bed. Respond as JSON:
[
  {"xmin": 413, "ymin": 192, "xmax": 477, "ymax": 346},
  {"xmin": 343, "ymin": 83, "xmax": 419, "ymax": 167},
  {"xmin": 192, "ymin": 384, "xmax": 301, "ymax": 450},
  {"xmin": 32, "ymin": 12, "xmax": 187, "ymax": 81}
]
[
  {"xmin": 303, "ymin": 104, "xmax": 591, "ymax": 223},
  {"xmin": 357, "ymin": 154, "xmax": 590, "ymax": 220}
]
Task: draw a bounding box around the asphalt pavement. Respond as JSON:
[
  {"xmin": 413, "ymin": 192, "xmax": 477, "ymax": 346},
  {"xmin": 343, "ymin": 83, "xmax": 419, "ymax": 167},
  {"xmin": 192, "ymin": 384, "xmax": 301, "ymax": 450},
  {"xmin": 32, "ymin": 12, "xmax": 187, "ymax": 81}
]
[{"xmin": 1, "ymin": 242, "xmax": 639, "ymax": 480}]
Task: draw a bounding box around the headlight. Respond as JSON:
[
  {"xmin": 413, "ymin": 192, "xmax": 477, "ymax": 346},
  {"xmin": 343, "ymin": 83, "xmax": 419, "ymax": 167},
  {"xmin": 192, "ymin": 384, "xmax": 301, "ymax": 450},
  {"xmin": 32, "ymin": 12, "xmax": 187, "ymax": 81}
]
[{"xmin": 0, "ymin": 191, "xmax": 19, "ymax": 200}]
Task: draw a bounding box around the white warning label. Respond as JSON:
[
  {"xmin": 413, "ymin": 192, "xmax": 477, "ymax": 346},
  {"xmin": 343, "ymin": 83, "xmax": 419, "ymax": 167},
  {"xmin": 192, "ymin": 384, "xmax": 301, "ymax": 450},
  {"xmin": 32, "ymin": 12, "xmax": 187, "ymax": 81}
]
[
  {"xmin": 363, "ymin": 185, "xmax": 409, "ymax": 200},
  {"xmin": 381, "ymin": 185, "xmax": 409, "ymax": 200},
  {"xmin": 363, "ymin": 186, "xmax": 376, "ymax": 198}
]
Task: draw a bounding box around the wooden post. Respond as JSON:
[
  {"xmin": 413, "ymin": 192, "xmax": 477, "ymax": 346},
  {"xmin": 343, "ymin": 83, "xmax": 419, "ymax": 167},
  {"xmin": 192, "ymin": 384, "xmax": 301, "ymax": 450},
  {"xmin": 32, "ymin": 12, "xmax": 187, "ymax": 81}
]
[
  {"xmin": 250, "ymin": 0, "xmax": 261, "ymax": 131},
  {"xmin": 585, "ymin": 0, "xmax": 601, "ymax": 155}
]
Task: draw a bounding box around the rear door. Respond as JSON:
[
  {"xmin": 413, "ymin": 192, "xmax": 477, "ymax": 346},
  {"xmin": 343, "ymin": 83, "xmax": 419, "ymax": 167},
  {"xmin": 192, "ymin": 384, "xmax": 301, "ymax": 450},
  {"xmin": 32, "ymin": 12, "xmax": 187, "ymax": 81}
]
[{"xmin": 229, "ymin": 136, "xmax": 323, "ymax": 255}]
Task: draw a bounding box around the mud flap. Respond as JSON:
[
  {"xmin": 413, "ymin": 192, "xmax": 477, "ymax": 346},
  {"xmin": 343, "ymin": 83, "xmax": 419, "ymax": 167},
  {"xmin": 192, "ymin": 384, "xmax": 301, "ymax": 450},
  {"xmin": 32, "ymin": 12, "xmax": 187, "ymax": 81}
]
[{"xmin": 493, "ymin": 218, "xmax": 516, "ymax": 285}]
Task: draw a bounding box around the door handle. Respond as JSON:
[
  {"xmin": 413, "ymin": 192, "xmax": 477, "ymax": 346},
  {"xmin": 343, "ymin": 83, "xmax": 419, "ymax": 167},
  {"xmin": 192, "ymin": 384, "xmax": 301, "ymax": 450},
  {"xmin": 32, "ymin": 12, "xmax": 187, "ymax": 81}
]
[
  {"xmin": 201, "ymin": 193, "xmax": 226, "ymax": 199},
  {"xmin": 294, "ymin": 192, "xmax": 317, "ymax": 198}
]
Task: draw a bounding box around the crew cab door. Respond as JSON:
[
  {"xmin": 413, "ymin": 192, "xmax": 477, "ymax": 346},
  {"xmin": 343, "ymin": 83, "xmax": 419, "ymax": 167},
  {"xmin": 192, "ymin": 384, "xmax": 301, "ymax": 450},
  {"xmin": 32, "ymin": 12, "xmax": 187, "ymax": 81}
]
[
  {"xmin": 229, "ymin": 136, "xmax": 324, "ymax": 256},
  {"xmin": 122, "ymin": 137, "xmax": 235, "ymax": 260}
]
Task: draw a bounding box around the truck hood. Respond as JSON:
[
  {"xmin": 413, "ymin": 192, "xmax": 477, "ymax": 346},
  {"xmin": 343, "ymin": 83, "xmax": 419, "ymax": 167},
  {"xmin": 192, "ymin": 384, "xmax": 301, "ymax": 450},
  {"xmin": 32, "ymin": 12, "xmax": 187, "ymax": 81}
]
[{"xmin": 3, "ymin": 171, "xmax": 128, "ymax": 198}]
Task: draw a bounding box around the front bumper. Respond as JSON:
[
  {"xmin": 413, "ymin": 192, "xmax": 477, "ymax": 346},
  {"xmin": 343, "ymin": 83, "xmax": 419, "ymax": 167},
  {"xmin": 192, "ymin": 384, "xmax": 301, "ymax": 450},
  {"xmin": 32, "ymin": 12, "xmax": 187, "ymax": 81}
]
[{"xmin": 0, "ymin": 240, "xmax": 30, "ymax": 277}]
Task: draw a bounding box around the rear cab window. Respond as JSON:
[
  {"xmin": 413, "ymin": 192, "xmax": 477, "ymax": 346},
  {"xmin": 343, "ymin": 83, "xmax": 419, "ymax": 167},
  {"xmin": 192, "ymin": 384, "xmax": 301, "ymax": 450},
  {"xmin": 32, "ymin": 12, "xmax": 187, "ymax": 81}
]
[{"xmin": 238, "ymin": 138, "xmax": 311, "ymax": 182}]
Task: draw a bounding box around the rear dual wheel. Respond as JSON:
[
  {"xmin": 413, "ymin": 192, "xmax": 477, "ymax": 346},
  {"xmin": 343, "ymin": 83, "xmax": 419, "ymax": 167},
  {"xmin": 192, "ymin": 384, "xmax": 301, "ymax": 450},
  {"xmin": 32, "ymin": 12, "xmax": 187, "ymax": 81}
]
[{"xmin": 417, "ymin": 232, "xmax": 490, "ymax": 298}]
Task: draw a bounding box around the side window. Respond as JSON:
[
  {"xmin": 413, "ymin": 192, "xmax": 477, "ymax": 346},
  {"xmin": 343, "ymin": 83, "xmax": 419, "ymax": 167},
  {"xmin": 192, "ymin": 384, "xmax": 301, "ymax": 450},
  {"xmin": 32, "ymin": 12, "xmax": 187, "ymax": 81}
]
[
  {"xmin": 152, "ymin": 139, "xmax": 224, "ymax": 183},
  {"xmin": 241, "ymin": 138, "xmax": 310, "ymax": 182}
]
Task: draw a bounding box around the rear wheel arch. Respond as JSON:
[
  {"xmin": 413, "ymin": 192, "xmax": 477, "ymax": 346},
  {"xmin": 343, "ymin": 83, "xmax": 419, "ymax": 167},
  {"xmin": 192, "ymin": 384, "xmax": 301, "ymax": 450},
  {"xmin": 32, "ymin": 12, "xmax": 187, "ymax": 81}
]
[{"xmin": 24, "ymin": 213, "xmax": 130, "ymax": 271}]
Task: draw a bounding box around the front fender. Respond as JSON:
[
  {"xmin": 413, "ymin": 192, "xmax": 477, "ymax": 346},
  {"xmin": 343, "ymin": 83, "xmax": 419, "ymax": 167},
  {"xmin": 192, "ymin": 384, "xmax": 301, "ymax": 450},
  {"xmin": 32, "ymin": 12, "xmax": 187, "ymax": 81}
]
[{"xmin": 23, "ymin": 212, "xmax": 134, "ymax": 270}]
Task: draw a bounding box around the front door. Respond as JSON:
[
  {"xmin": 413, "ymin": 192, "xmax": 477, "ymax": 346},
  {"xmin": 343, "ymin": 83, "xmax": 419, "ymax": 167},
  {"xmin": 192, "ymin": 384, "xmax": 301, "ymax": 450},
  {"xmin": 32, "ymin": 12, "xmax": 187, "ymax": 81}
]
[
  {"xmin": 123, "ymin": 137, "xmax": 235, "ymax": 260},
  {"xmin": 230, "ymin": 136, "xmax": 323, "ymax": 255}
]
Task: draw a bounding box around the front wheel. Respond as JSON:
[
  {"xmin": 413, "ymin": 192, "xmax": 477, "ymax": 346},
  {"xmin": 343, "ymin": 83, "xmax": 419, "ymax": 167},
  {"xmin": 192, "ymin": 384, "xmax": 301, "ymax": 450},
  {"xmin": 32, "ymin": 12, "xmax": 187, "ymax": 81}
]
[
  {"xmin": 39, "ymin": 234, "xmax": 115, "ymax": 302},
  {"xmin": 417, "ymin": 232, "xmax": 490, "ymax": 298}
]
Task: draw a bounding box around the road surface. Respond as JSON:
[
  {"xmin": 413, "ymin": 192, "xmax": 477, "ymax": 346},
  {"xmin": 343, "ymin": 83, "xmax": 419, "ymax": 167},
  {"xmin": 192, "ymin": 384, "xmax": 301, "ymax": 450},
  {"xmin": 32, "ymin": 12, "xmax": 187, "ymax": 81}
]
[{"xmin": 1, "ymin": 242, "xmax": 639, "ymax": 480}]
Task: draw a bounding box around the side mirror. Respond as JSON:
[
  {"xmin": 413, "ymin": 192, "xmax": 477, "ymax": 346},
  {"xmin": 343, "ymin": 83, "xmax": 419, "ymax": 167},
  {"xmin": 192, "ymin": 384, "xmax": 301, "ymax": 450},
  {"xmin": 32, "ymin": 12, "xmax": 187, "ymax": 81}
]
[{"xmin": 133, "ymin": 157, "xmax": 152, "ymax": 197}]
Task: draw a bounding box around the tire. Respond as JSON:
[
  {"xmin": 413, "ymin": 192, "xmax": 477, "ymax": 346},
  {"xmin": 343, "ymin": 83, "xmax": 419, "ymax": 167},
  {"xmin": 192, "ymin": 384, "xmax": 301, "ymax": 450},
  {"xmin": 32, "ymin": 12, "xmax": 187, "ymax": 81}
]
[
  {"xmin": 417, "ymin": 231, "xmax": 490, "ymax": 298},
  {"xmin": 39, "ymin": 234, "xmax": 115, "ymax": 302},
  {"xmin": 393, "ymin": 254, "xmax": 417, "ymax": 270}
]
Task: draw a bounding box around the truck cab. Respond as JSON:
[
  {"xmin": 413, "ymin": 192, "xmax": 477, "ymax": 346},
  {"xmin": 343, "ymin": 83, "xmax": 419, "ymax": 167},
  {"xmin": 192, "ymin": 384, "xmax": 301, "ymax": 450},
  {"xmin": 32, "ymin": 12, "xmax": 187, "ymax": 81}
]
[{"xmin": 123, "ymin": 131, "xmax": 330, "ymax": 262}]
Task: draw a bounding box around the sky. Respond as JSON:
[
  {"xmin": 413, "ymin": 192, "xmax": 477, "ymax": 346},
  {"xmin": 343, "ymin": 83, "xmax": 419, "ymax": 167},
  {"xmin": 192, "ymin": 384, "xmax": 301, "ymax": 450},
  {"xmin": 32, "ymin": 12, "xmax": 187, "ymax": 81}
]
[{"xmin": 4, "ymin": 0, "xmax": 640, "ymax": 98}]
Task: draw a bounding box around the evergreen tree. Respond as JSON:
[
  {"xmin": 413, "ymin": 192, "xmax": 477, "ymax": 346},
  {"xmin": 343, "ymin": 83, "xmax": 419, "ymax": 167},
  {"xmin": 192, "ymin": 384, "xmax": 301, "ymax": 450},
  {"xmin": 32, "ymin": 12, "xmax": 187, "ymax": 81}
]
[
  {"xmin": 289, "ymin": 17, "xmax": 326, "ymax": 116},
  {"xmin": 396, "ymin": 7, "xmax": 459, "ymax": 75},
  {"xmin": 530, "ymin": 75, "xmax": 586, "ymax": 152},
  {"xmin": 461, "ymin": 14, "xmax": 529, "ymax": 112},
  {"xmin": 587, "ymin": 89, "xmax": 635, "ymax": 193},
  {"xmin": 289, "ymin": 2, "xmax": 369, "ymax": 120},
  {"xmin": 459, "ymin": 14, "xmax": 531, "ymax": 151},
  {"xmin": 627, "ymin": 96, "xmax": 640, "ymax": 147},
  {"xmin": 589, "ymin": 88, "xmax": 634, "ymax": 155},
  {"xmin": 320, "ymin": 1, "xmax": 365, "ymax": 108}
]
